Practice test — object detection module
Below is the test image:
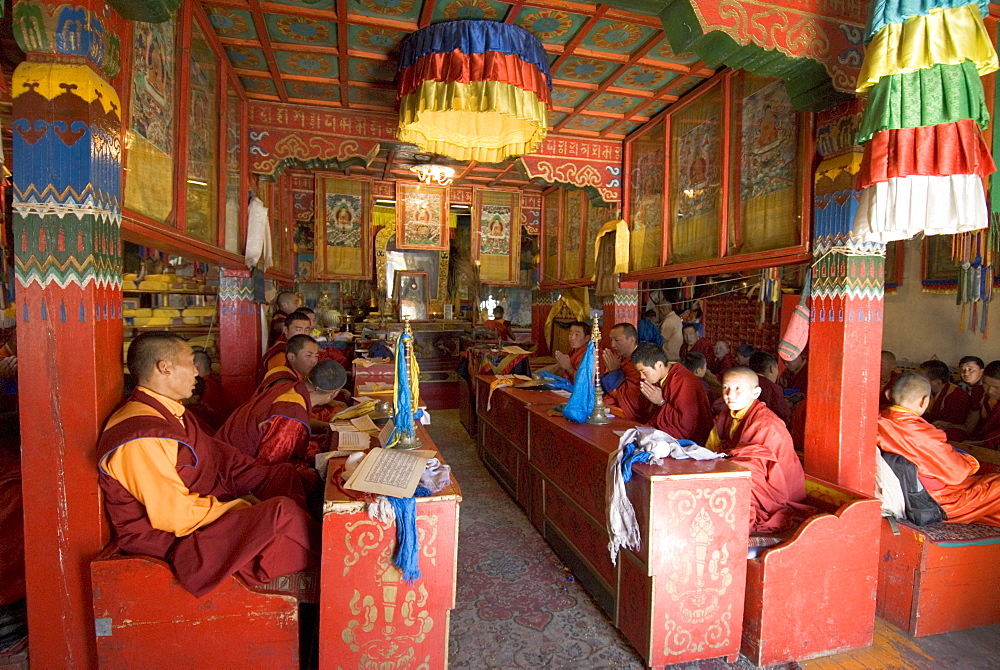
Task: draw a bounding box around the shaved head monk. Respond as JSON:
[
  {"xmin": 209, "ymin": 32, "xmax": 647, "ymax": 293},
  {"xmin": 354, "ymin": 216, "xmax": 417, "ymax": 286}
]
[
  {"xmin": 632, "ymin": 342, "xmax": 712, "ymax": 445},
  {"xmin": 712, "ymin": 340, "xmax": 737, "ymax": 376},
  {"xmin": 600, "ymin": 323, "xmax": 653, "ymax": 423},
  {"xmin": 682, "ymin": 352, "xmax": 722, "ymax": 403},
  {"xmin": 269, "ymin": 291, "xmax": 302, "ymax": 346},
  {"xmin": 219, "ymin": 360, "xmax": 346, "ymax": 472},
  {"xmin": 679, "ymin": 324, "xmax": 715, "ymax": 370},
  {"xmin": 879, "ymin": 351, "xmax": 899, "ymax": 410},
  {"xmin": 258, "ymin": 334, "xmax": 321, "ymax": 392},
  {"xmin": 969, "ymin": 360, "xmax": 1000, "ymax": 448},
  {"xmin": 879, "ymin": 372, "xmax": 1000, "ymax": 526},
  {"xmin": 748, "ymin": 351, "xmax": 792, "ymax": 427},
  {"xmin": 98, "ymin": 331, "xmax": 317, "ymax": 597},
  {"xmin": 259, "ymin": 311, "xmax": 313, "ymax": 380},
  {"xmin": 707, "ymin": 367, "xmax": 808, "ymax": 533},
  {"xmin": 918, "ymin": 359, "xmax": 970, "ymax": 440},
  {"xmin": 554, "ymin": 321, "xmax": 591, "ymax": 382}
]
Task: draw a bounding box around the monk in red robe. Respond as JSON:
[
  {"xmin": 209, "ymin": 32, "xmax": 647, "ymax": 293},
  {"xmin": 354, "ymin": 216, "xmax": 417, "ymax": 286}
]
[
  {"xmin": 268, "ymin": 291, "xmax": 302, "ymax": 346},
  {"xmin": 257, "ymin": 334, "xmax": 321, "ymax": 395},
  {"xmin": 748, "ymin": 351, "xmax": 792, "ymax": 427},
  {"xmin": 633, "ymin": 342, "xmax": 713, "ymax": 445},
  {"xmin": 711, "ymin": 340, "xmax": 737, "ymax": 376},
  {"xmin": 918, "ymin": 359, "xmax": 971, "ymax": 441},
  {"xmin": 683, "ymin": 352, "xmax": 722, "ymax": 405},
  {"xmin": 778, "ymin": 353, "xmax": 808, "ymax": 394},
  {"xmin": 959, "ymin": 356, "xmax": 987, "ymax": 412},
  {"xmin": 968, "ymin": 360, "xmax": 1000, "ymax": 448},
  {"xmin": 0, "ymin": 413, "xmax": 25, "ymax": 618},
  {"xmin": 879, "ymin": 351, "xmax": 900, "ymax": 410},
  {"xmin": 259, "ymin": 311, "xmax": 313, "ymax": 380},
  {"xmin": 482, "ymin": 306, "xmax": 516, "ymax": 342},
  {"xmin": 678, "ymin": 324, "xmax": 715, "ymax": 371},
  {"xmin": 600, "ymin": 323, "xmax": 653, "ymax": 423},
  {"xmin": 99, "ymin": 332, "xmax": 317, "ymax": 598},
  {"xmin": 879, "ymin": 372, "xmax": 1000, "ymax": 526},
  {"xmin": 554, "ymin": 321, "xmax": 590, "ymax": 382},
  {"xmin": 707, "ymin": 367, "xmax": 809, "ymax": 533}
]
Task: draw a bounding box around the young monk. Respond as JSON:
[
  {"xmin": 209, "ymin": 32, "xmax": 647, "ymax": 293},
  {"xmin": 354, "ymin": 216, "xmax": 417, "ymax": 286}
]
[
  {"xmin": 259, "ymin": 311, "xmax": 313, "ymax": 380},
  {"xmin": 554, "ymin": 321, "xmax": 591, "ymax": 382},
  {"xmin": 98, "ymin": 332, "xmax": 316, "ymax": 597},
  {"xmin": 219, "ymin": 360, "xmax": 346, "ymax": 468},
  {"xmin": 707, "ymin": 367, "xmax": 808, "ymax": 533},
  {"xmin": 918, "ymin": 359, "xmax": 970, "ymax": 440},
  {"xmin": 711, "ymin": 340, "xmax": 737, "ymax": 376},
  {"xmin": 483, "ymin": 306, "xmax": 515, "ymax": 342},
  {"xmin": 678, "ymin": 324, "xmax": 715, "ymax": 369},
  {"xmin": 969, "ymin": 360, "xmax": 1000, "ymax": 448},
  {"xmin": 682, "ymin": 352, "xmax": 722, "ymax": 404},
  {"xmin": 258, "ymin": 334, "xmax": 321, "ymax": 392},
  {"xmin": 748, "ymin": 351, "xmax": 792, "ymax": 427},
  {"xmin": 632, "ymin": 342, "xmax": 712, "ymax": 445},
  {"xmin": 600, "ymin": 323, "xmax": 653, "ymax": 423},
  {"xmin": 959, "ymin": 356, "xmax": 986, "ymax": 408},
  {"xmin": 878, "ymin": 372, "xmax": 1000, "ymax": 526},
  {"xmin": 268, "ymin": 291, "xmax": 302, "ymax": 346}
]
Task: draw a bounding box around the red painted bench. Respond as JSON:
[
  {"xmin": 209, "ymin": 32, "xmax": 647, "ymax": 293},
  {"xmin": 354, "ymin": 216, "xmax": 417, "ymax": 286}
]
[
  {"xmin": 91, "ymin": 544, "xmax": 302, "ymax": 669},
  {"xmin": 877, "ymin": 518, "xmax": 1000, "ymax": 637},
  {"xmin": 742, "ymin": 477, "xmax": 881, "ymax": 666}
]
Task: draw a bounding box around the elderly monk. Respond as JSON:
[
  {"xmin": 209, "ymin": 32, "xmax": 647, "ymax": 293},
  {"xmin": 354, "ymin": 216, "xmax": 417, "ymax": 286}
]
[
  {"xmin": 219, "ymin": 360, "xmax": 346, "ymax": 468},
  {"xmin": 879, "ymin": 351, "xmax": 900, "ymax": 410},
  {"xmin": 678, "ymin": 324, "xmax": 715, "ymax": 369},
  {"xmin": 554, "ymin": 321, "xmax": 591, "ymax": 382},
  {"xmin": 600, "ymin": 323, "xmax": 653, "ymax": 423},
  {"xmin": 98, "ymin": 331, "xmax": 317, "ymax": 598},
  {"xmin": 707, "ymin": 367, "xmax": 808, "ymax": 533},
  {"xmin": 268, "ymin": 291, "xmax": 302, "ymax": 346},
  {"xmin": 483, "ymin": 306, "xmax": 516, "ymax": 342},
  {"xmin": 748, "ymin": 351, "xmax": 792, "ymax": 427},
  {"xmin": 711, "ymin": 340, "xmax": 737, "ymax": 377},
  {"xmin": 879, "ymin": 373, "xmax": 1000, "ymax": 526},
  {"xmin": 918, "ymin": 359, "xmax": 970, "ymax": 441},
  {"xmin": 659, "ymin": 302, "xmax": 684, "ymax": 361},
  {"xmin": 258, "ymin": 334, "xmax": 321, "ymax": 393},
  {"xmin": 633, "ymin": 342, "xmax": 712, "ymax": 445},
  {"xmin": 259, "ymin": 311, "xmax": 313, "ymax": 380},
  {"xmin": 682, "ymin": 352, "xmax": 722, "ymax": 404}
]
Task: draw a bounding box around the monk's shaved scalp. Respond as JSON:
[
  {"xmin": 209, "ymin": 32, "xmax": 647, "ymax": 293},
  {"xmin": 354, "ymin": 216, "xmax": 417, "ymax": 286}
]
[
  {"xmin": 892, "ymin": 372, "xmax": 931, "ymax": 404},
  {"xmin": 276, "ymin": 291, "xmax": 299, "ymax": 313},
  {"xmin": 984, "ymin": 360, "xmax": 1000, "ymax": 380},
  {"xmin": 632, "ymin": 341, "xmax": 668, "ymax": 368},
  {"xmin": 918, "ymin": 360, "xmax": 951, "ymax": 383},
  {"xmin": 682, "ymin": 352, "xmax": 707, "ymax": 372},
  {"xmin": 722, "ymin": 366, "xmax": 759, "ymax": 387},
  {"xmin": 748, "ymin": 351, "xmax": 777, "ymax": 375},
  {"xmin": 611, "ymin": 322, "xmax": 637, "ymax": 341},
  {"xmin": 682, "ymin": 323, "xmax": 698, "ymax": 333},
  {"xmin": 309, "ymin": 360, "xmax": 346, "ymax": 391},
  {"xmin": 127, "ymin": 331, "xmax": 187, "ymax": 385},
  {"xmin": 284, "ymin": 311, "xmax": 311, "ymax": 329}
]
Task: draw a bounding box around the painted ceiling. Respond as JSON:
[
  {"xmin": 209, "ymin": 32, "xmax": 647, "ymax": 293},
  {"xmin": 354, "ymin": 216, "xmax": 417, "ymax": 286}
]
[{"xmin": 200, "ymin": 0, "xmax": 717, "ymax": 190}]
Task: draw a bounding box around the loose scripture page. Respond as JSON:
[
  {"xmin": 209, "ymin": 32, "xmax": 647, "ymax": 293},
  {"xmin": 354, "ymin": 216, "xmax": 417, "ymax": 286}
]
[
  {"xmin": 337, "ymin": 431, "xmax": 370, "ymax": 451},
  {"xmin": 351, "ymin": 414, "xmax": 379, "ymax": 432},
  {"xmin": 377, "ymin": 419, "xmax": 395, "ymax": 447},
  {"xmin": 345, "ymin": 447, "xmax": 429, "ymax": 497}
]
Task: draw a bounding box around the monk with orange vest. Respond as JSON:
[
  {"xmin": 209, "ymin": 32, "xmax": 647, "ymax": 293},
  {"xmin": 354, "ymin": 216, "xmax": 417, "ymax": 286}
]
[
  {"xmin": 554, "ymin": 321, "xmax": 591, "ymax": 382},
  {"xmin": 259, "ymin": 311, "xmax": 313, "ymax": 381}
]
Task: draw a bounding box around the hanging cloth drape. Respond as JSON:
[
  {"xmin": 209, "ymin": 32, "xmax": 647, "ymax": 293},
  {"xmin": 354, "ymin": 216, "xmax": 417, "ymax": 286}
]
[{"xmin": 853, "ymin": 1, "xmax": 998, "ymax": 243}]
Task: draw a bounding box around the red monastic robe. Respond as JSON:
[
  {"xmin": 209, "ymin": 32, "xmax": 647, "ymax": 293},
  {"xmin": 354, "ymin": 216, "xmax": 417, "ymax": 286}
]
[
  {"xmin": 258, "ymin": 335, "xmax": 289, "ymax": 381},
  {"xmin": 714, "ymin": 400, "xmax": 809, "ymax": 533},
  {"xmin": 878, "ymin": 406, "xmax": 1000, "ymax": 526},
  {"xmin": 603, "ymin": 357, "xmax": 653, "ymax": 423},
  {"xmin": 924, "ymin": 382, "xmax": 970, "ymax": 429},
  {"xmin": 201, "ymin": 374, "xmax": 228, "ymax": 417},
  {"xmin": 0, "ymin": 447, "xmax": 24, "ymax": 606},
  {"xmin": 217, "ymin": 381, "xmax": 312, "ymax": 467},
  {"xmin": 972, "ymin": 395, "xmax": 1000, "ymax": 448},
  {"xmin": 757, "ymin": 375, "xmax": 792, "ymax": 427},
  {"xmin": 98, "ymin": 389, "xmax": 317, "ymax": 597},
  {"xmin": 648, "ymin": 363, "xmax": 713, "ymax": 445},
  {"xmin": 712, "ymin": 353, "xmax": 737, "ymax": 377},
  {"xmin": 679, "ymin": 337, "xmax": 715, "ymax": 369},
  {"xmin": 779, "ymin": 361, "xmax": 808, "ymax": 394},
  {"xmin": 483, "ymin": 319, "xmax": 515, "ymax": 341},
  {"xmin": 560, "ymin": 346, "xmax": 588, "ymax": 382}
]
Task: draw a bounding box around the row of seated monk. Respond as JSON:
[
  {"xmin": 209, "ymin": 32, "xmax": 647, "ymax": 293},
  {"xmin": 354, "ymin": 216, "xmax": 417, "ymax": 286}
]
[
  {"xmin": 100, "ymin": 318, "xmax": 355, "ymax": 598},
  {"xmin": 549, "ymin": 321, "xmax": 1000, "ymax": 535},
  {"xmin": 879, "ymin": 351, "xmax": 1000, "ymax": 446}
]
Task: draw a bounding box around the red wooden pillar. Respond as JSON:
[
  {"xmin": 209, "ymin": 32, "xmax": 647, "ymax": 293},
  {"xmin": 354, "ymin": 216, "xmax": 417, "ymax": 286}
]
[
  {"xmin": 219, "ymin": 269, "xmax": 260, "ymax": 405},
  {"xmin": 803, "ymin": 101, "xmax": 881, "ymax": 495},
  {"xmin": 12, "ymin": 53, "xmax": 124, "ymax": 667},
  {"xmin": 600, "ymin": 281, "xmax": 638, "ymax": 346}
]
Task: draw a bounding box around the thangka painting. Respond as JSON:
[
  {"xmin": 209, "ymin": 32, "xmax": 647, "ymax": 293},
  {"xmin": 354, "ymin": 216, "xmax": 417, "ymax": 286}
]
[
  {"xmin": 396, "ymin": 184, "xmax": 449, "ymax": 251},
  {"xmin": 474, "ymin": 189, "xmax": 521, "ymax": 285},
  {"xmin": 314, "ymin": 175, "xmax": 371, "ymax": 280},
  {"xmin": 626, "ymin": 120, "xmax": 665, "ymax": 271},
  {"xmin": 740, "ymin": 78, "xmax": 796, "ymax": 201},
  {"xmin": 131, "ymin": 18, "xmax": 175, "ymax": 154},
  {"xmin": 673, "ymin": 114, "xmax": 720, "ymax": 222}
]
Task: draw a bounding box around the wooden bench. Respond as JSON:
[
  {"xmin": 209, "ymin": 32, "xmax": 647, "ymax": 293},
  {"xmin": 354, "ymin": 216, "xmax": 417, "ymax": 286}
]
[
  {"xmin": 876, "ymin": 517, "xmax": 1000, "ymax": 636},
  {"xmin": 91, "ymin": 544, "xmax": 301, "ymax": 669},
  {"xmin": 742, "ymin": 477, "xmax": 881, "ymax": 666}
]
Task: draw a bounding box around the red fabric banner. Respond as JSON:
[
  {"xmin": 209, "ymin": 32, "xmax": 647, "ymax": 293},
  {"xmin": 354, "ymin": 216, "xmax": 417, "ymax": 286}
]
[{"xmin": 397, "ymin": 50, "xmax": 551, "ymax": 105}]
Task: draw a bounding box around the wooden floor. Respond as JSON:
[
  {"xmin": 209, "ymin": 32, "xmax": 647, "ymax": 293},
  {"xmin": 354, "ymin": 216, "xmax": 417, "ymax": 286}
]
[{"xmin": 801, "ymin": 618, "xmax": 999, "ymax": 670}]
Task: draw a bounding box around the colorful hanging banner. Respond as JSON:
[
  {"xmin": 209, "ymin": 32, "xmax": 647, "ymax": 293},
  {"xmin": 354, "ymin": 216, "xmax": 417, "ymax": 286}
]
[{"xmin": 473, "ymin": 188, "xmax": 521, "ymax": 286}]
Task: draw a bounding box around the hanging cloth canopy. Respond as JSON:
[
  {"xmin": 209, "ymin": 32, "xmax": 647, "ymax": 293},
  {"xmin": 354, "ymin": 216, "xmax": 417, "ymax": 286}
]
[{"xmin": 395, "ymin": 20, "xmax": 551, "ymax": 163}]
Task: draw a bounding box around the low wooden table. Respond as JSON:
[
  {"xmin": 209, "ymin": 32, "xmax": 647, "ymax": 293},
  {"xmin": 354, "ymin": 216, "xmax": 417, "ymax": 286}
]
[{"xmin": 319, "ymin": 425, "xmax": 462, "ymax": 668}]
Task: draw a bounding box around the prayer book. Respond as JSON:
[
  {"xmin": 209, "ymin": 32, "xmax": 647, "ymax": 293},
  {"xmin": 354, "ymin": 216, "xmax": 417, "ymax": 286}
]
[
  {"xmin": 350, "ymin": 414, "xmax": 379, "ymax": 432},
  {"xmin": 337, "ymin": 431, "xmax": 370, "ymax": 451},
  {"xmin": 345, "ymin": 447, "xmax": 429, "ymax": 498}
]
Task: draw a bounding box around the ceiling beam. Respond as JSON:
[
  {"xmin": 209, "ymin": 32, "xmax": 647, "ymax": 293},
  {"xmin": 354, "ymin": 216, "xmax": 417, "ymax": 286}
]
[
  {"xmin": 489, "ymin": 164, "xmax": 516, "ymax": 187},
  {"xmin": 247, "ymin": 0, "xmax": 288, "ymax": 103},
  {"xmin": 417, "ymin": 0, "xmax": 436, "ymax": 29},
  {"xmin": 504, "ymin": 1, "xmax": 529, "ymax": 24},
  {"xmin": 336, "ymin": 0, "xmax": 351, "ymax": 108}
]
